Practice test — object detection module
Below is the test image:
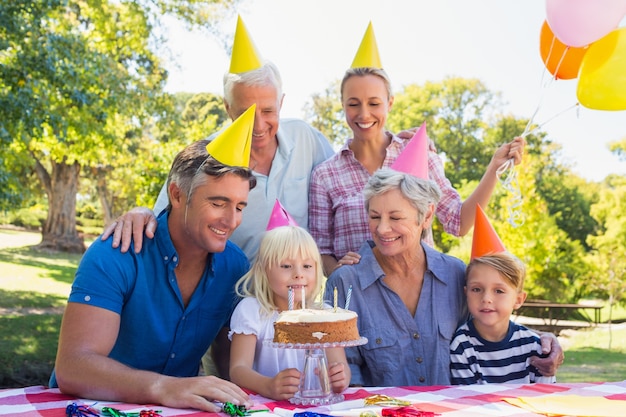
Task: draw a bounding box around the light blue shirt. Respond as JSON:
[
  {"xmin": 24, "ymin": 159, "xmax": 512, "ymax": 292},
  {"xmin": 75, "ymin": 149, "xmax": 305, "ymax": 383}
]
[
  {"xmin": 49, "ymin": 211, "xmax": 248, "ymax": 387},
  {"xmin": 155, "ymin": 118, "xmax": 333, "ymax": 262},
  {"xmin": 324, "ymin": 240, "xmax": 467, "ymax": 387}
]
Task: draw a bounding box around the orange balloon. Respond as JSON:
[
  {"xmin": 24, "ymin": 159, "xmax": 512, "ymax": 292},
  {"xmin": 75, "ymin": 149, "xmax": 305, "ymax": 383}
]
[{"xmin": 540, "ymin": 20, "xmax": 588, "ymax": 80}]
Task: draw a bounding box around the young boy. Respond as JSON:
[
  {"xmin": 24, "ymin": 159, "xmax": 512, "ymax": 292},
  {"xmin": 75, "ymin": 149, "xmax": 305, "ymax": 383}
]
[{"xmin": 450, "ymin": 207, "xmax": 556, "ymax": 385}]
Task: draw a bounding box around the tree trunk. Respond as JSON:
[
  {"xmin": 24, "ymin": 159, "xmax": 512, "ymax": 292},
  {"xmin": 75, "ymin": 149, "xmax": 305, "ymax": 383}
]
[
  {"xmin": 37, "ymin": 159, "xmax": 85, "ymax": 253},
  {"xmin": 91, "ymin": 165, "xmax": 114, "ymax": 227}
]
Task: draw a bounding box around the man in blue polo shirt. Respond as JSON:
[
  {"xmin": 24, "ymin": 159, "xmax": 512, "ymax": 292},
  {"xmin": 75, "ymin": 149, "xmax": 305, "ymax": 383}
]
[{"xmin": 50, "ymin": 109, "xmax": 257, "ymax": 412}]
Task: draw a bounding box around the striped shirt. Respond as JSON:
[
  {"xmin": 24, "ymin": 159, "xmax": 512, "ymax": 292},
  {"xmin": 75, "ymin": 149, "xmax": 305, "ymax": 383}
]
[
  {"xmin": 450, "ymin": 319, "xmax": 556, "ymax": 385},
  {"xmin": 309, "ymin": 133, "xmax": 462, "ymax": 260}
]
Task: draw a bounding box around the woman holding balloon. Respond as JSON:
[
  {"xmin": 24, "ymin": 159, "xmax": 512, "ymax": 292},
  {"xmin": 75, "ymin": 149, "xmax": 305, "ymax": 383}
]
[{"xmin": 308, "ymin": 22, "xmax": 526, "ymax": 276}]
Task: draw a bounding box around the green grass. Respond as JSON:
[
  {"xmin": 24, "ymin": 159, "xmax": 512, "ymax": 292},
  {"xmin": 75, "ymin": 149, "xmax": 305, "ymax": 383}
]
[
  {"xmin": 0, "ymin": 229, "xmax": 77, "ymax": 388},
  {"xmin": 0, "ymin": 314, "xmax": 62, "ymax": 388},
  {"xmin": 557, "ymin": 325, "xmax": 626, "ymax": 382}
]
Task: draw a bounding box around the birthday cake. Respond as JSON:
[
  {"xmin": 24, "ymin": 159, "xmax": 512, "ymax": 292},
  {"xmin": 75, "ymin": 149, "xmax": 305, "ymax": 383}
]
[{"xmin": 273, "ymin": 308, "xmax": 359, "ymax": 344}]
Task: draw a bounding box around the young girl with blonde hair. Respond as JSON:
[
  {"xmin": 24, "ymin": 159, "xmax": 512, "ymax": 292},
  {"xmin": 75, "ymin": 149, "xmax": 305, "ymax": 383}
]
[{"xmin": 229, "ymin": 226, "xmax": 350, "ymax": 400}]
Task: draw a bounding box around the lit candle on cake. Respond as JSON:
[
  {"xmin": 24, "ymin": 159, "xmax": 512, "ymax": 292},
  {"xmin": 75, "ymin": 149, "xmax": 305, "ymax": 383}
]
[
  {"xmin": 288, "ymin": 287, "xmax": 294, "ymax": 310},
  {"xmin": 345, "ymin": 285, "xmax": 353, "ymax": 310},
  {"xmin": 334, "ymin": 287, "xmax": 338, "ymax": 312},
  {"xmin": 301, "ymin": 286, "xmax": 305, "ymax": 309}
]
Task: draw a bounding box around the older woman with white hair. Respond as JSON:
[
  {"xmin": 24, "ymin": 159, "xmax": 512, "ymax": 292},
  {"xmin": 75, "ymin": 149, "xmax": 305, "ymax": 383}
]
[{"xmin": 324, "ymin": 168, "xmax": 467, "ymax": 387}]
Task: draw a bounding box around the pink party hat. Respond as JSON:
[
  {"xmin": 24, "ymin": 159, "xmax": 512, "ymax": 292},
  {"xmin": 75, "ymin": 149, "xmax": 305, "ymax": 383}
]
[
  {"xmin": 471, "ymin": 205, "xmax": 507, "ymax": 260},
  {"xmin": 391, "ymin": 122, "xmax": 429, "ymax": 179},
  {"xmin": 266, "ymin": 199, "xmax": 299, "ymax": 231}
]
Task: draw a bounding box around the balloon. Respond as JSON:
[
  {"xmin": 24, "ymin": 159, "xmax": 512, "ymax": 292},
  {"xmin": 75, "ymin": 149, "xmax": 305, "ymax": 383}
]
[
  {"xmin": 577, "ymin": 27, "xmax": 626, "ymax": 111},
  {"xmin": 539, "ymin": 21, "xmax": 587, "ymax": 80},
  {"xmin": 545, "ymin": 0, "xmax": 626, "ymax": 47}
]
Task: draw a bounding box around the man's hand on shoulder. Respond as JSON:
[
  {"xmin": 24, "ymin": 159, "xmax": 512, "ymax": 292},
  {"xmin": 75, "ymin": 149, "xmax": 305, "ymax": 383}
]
[
  {"xmin": 531, "ymin": 332, "xmax": 564, "ymax": 376},
  {"xmin": 101, "ymin": 207, "xmax": 157, "ymax": 253}
]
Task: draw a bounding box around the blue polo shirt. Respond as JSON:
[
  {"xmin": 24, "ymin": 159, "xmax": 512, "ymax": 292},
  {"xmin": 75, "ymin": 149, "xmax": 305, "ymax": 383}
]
[{"xmin": 49, "ymin": 211, "xmax": 248, "ymax": 386}]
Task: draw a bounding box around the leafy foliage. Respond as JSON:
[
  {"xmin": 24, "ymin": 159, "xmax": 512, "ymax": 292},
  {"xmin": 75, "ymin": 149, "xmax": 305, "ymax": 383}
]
[
  {"xmin": 303, "ymin": 76, "xmax": 610, "ymax": 303},
  {"xmin": 388, "ymin": 78, "xmax": 500, "ymax": 187},
  {"xmin": 302, "ymin": 80, "xmax": 349, "ymax": 147},
  {"xmin": 0, "ymin": 0, "xmax": 236, "ymax": 250},
  {"xmin": 585, "ymin": 176, "xmax": 626, "ymax": 306}
]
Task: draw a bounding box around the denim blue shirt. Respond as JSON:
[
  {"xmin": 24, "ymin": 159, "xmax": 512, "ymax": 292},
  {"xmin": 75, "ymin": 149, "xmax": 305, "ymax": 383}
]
[
  {"xmin": 49, "ymin": 211, "xmax": 248, "ymax": 387},
  {"xmin": 324, "ymin": 240, "xmax": 466, "ymax": 387}
]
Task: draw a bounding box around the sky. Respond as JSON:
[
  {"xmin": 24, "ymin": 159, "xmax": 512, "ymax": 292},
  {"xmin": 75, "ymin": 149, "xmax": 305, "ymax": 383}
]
[{"xmin": 161, "ymin": 0, "xmax": 626, "ymax": 182}]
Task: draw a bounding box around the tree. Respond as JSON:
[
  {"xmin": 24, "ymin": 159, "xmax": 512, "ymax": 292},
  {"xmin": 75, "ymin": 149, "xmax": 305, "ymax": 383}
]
[
  {"xmin": 448, "ymin": 150, "xmax": 589, "ymax": 303},
  {"xmin": 609, "ymin": 138, "xmax": 626, "ymax": 162},
  {"xmin": 302, "ymin": 76, "xmax": 598, "ymax": 302},
  {"xmin": 181, "ymin": 92, "xmax": 229, "ymax": 143},
  {"xmin": 586, "ymin": 175, "xmax": 626, "ymax": 306},
  {"xmin": 302, "ymin": 80, "xmax": 348, "ymax": 148},
  {"xmin": 387, "ymin": 77, "xmax": 500, "ymax": 187},
  {"xmin": 87, "ymin": 91, "xmax": 228, "ymax": 225},
  {"xmin": 0, "ymin": 0, "xmax": 237, "ymax": 252}
]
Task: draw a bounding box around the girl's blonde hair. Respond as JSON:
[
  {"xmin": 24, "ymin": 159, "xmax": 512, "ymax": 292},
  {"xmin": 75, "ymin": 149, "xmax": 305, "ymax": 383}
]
[{"xmin": 235, "ymin": 226, "xmax": 325, "ymax": 316}]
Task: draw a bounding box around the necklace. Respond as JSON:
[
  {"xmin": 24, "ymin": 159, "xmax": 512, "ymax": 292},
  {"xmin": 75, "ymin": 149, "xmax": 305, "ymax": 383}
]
[{"xmin": 250, "ymin": 158, "xmax": 258, "ymax": 171}]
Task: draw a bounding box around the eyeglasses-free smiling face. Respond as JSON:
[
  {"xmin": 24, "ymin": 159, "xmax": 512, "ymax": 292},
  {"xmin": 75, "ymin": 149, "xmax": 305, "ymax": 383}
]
[
  {"xmin": 367, "ymin": 188, "xmax": 426, "ymax": 258},
  {"xmin": 226, "ymin": 83, "xmax": 283, "ymax": 152},
  {"xmin": 172, "ymin": 173, "xmax": 250, "ymax": 254},
  {"xmin": 341, "ymin": 74, "xmax": 393, "ymax": 142}
]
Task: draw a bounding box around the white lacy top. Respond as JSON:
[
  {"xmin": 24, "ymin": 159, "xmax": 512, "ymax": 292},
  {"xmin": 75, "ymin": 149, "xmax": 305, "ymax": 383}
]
[{"xmin": 229, "ymin": 297, "xmax": 304, "ymax": 377}]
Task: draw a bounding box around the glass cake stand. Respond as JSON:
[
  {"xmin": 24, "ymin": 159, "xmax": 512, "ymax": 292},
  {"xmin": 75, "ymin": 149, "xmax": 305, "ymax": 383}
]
[{"xmin": 266, "ymin": 337, "xmax": 367, "ymax": 405}]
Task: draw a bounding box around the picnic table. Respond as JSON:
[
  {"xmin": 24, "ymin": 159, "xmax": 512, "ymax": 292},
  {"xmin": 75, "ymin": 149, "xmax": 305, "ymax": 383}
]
[{"xmin": 515, "ymin": 300, "xmax": 603, "ymax": 331}]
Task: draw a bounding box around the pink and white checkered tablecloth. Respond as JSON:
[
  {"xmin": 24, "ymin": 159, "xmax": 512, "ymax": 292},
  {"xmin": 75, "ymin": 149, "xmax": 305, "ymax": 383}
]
[{"xmin": 2, "ymin": 381, "xmax": 626, "ymax": 416}]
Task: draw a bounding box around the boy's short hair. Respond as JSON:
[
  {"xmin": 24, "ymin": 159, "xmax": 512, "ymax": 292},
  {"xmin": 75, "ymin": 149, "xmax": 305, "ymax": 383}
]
[{"xmin": 466, "ymin": 252, "xmax": 526, "ymax": 291}]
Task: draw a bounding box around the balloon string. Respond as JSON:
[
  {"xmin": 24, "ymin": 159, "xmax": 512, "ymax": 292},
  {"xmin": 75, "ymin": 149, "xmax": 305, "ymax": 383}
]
[
  {"xmin": 497, "ymin": 102, "xmax": 578, "ymax": 227},
  {"xmin": 523, "ymin": 34, "xmax": 569, "ymax": 138},
  {"xmin": 496, "ymin": 158, "xmax": 525, "ymax": 228},
  {"xmin": 521, "ymin": 75, "xmax": 555, "ymax": 138},
  {"xmin": 539, "ymin": 34, "xmax": 557, "ymax": 87},
  {"xmin": 521, "ymin": 102, "xmax": 579, "ymax": 138},
  {"xmin": 501, "ymin": 35, "xmax": 575, "ymax": 228}
]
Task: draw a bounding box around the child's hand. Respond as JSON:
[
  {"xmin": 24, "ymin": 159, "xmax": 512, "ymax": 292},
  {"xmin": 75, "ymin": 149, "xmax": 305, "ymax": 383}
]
[
  {"xmin": 269, "ymin": 368, "xmax": 301, "ymax": 400},
  {"xmin": 328, "ymin": 362, "xmax": 349, "ymax": 393}
]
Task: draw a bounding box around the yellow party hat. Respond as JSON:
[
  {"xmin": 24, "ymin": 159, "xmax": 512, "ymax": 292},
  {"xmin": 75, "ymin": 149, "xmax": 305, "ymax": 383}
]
[
  {"xmin": 229, "ymin": 15, "xmax": 263, "ymax": 74},
  {"xmin": 351, "ymin": 21, "xmax": 383, "ymax": 69},
  {"xmin": 206, "ymin": 104, "xmax": 254, "ymax": 167}
]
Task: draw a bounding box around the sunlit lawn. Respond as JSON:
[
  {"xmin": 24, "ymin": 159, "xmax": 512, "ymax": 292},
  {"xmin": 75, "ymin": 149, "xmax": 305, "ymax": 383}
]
[
  {"xmin": 0, "ymin": 229, "xmax": 78, "ymax": 388},
  {"xmin": 556, "ymin": 323, "xmax": 626, "ymax": 382}
]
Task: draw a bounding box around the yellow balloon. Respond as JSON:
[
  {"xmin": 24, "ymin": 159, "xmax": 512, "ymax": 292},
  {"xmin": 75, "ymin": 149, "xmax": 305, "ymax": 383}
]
[{"xmin": 577, "ymin": 27, "xmax": 626, "ymax": 111}]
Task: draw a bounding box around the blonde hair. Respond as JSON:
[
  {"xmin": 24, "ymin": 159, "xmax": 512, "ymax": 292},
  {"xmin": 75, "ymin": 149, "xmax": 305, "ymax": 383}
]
[
  {"xmin": 235, "ymin": 226, "xmax": 325, "ymax": 316},
  {"xmin": 340, "ymin": 67, "xmax": 393, "ymax": 101},
  {"xmin": 466, "ymin": 252, "xmax": 526, "ymax": 291}
]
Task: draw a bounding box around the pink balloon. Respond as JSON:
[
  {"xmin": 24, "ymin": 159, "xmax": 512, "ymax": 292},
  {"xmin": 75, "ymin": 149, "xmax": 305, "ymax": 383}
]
[{"xmin": 546, "ymin": 0, "xmax": 626, "ymax": 47}]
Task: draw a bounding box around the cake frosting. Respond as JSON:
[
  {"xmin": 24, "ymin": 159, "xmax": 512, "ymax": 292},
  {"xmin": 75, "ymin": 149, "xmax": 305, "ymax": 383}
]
[{"xmin": 273, "ymin": 308, "xmax": 360, "ymax": 344}]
